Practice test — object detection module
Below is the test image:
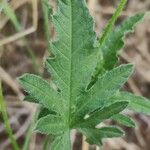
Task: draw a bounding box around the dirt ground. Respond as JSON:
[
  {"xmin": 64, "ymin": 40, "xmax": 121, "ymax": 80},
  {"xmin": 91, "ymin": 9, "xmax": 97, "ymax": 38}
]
[{"xmin": 0, "ymin": 0, "xmax": 150, "ymax": 150}]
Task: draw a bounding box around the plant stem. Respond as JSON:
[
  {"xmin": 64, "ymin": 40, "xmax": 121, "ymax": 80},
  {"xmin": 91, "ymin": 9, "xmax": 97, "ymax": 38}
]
[
  {"xmin": 99, "ymin": 0, "xmax": 127, "ymax": 46},
  {"xmin": 0, "ymin": 81, "xmax": 19, "ymax": 150}
]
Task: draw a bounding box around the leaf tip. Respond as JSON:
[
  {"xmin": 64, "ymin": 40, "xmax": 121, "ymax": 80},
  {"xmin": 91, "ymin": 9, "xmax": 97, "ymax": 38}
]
[{"xmin": 17, "ymin": 73, "xmax": 30, "ymax": 82}]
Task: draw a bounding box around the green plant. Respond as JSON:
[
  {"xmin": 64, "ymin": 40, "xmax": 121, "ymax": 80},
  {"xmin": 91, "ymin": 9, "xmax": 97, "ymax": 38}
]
[{"xmin": 19, "ymin": 0, "xmax": 150, "ymax": 149}]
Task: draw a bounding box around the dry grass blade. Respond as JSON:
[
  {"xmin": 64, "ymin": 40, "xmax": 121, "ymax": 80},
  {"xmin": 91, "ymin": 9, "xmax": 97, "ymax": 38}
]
[
  {"xmin": 82, "ymin": 136, "xmax": 89, "ymax": 150},
  {"xmin": 0, "ymin": 0, "xmax": 38, "ymax": 46},
  {"xmin": 0, "ymin": 66, "xmax": 35, "ymax": 112},
  {"xmin": 0, "ymin": 0, "xmax": 28, "ymax": 29},
  {"xmin": 0, "ymin": 66, "xmax": 24, "ymax": 100}
]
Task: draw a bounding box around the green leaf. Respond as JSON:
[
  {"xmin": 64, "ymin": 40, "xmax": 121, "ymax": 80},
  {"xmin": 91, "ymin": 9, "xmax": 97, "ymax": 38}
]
[
  {"xmin": 99, "ymin": 0, "xmax": 127, "ymax": 46},
  {"xmin": 111, "ymin": 114, "xmax": 136, "ymax": 127},
  {"xmin": 20, "ymin": 0, "xmax": 98, "ymax": 148},
  {"xmin": 101, "ymin": 13, "xmax": 144, "ymax": 70},
  {"xmin": 112, "ymin": 92, "xmax": 150, "ymax": 115},
  {"xmin": 18, "ymin": 74, "xmax": 62, "ymax": 113},
  {"xmin": 79, "ymin": 126, "xmax": 124, "ymax": 146},
  {"xmin": 74, "ymin": 64, "xmax": 133, "ymax": 120},
  {"xmin": 88, "ymin": 13, "xmax": 144, "ymax": 88},
  {"xmin": 43, "ymin": 0, "xmax": 98, "ymax": 119},
  {"xmin": 78, "ymin": 101, "xmax": 128, "ymax": 127},
  {"xmin": 45, "ymin": 0, "xmax": 97, "ymax": 96},
  {"xmin": 24, "ymin": 94, "xmax": 56, "ymax": 119},
  {"xmin": 18, "ymin": 0, "xmax": 148, "ymax": 149},
  {"xmin": 38, "ymin": 107, "xmax": 56, "ymax": 119},
  {"xmin": 35, "ymin": 114, "xmax": 66, "ymax": 135},
  {"xmin": 24, "ymin": 94, "xmax": 38, "ymax": 103}
]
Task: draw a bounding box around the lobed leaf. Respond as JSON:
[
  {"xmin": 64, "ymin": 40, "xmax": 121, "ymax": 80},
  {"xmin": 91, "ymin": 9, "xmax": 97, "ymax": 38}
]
[
  {"xmin": 101, "ymin": 13, "xmax": 144, "ymax": 71},
  {"xmin": 43, "ymin": 0, "xmax": 98, "ymax": 121},
  {"xmin": 18, "ymin": 74, "xmax": 62, "ymax": 113},
  {"xmin": 38, "ymin": 107, "xmax": 56, "ymax": 119},
  {"xmin": 75, "ymin": 64, "xmax": 133, "ymax": 121},
  {"xmin": 35, "ymin": 114, "xmax": 66, "ymax": 135},
  {"xmin": 78, "ymin": 101, "xmax": 128, "ymax": 128},
  {"xmin": 24, "ymin": 94, "xmax": 38, "ymax": 103},
  {"xmin": 79, "ymin": 126, "xmax": 124, "ymax": 146},
  {"xmin": 111, "ymin": 114, "xmax": 136, "ymax": 127},
  {"xmin": 112, "ymin": 92, "xmax": 150, "ymax": 115},
  {"xmin": 89, "ymin": 13, "xmax": 145, "ymax": 88},
  {"xmin": 18, "ymin": 0, "xmax": 149, "ymax": 149}
]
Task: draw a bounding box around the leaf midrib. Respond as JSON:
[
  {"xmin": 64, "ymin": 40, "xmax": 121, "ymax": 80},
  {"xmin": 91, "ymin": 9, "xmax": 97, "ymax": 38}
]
[{"xmin": 68, "ymin": 1, "xmax": 73, "ymax": 129}]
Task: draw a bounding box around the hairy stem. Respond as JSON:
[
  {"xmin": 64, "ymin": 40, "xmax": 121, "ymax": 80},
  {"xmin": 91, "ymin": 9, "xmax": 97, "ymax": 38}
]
[{"xmin": 0, "ymin": 81, "xmax": 19, "ymax": 150}]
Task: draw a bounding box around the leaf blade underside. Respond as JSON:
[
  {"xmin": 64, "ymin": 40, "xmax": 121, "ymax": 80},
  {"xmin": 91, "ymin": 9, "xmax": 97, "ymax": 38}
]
[{"xmin": 18, "ymin": 0, "xmax": 149, "ymax": 149}]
